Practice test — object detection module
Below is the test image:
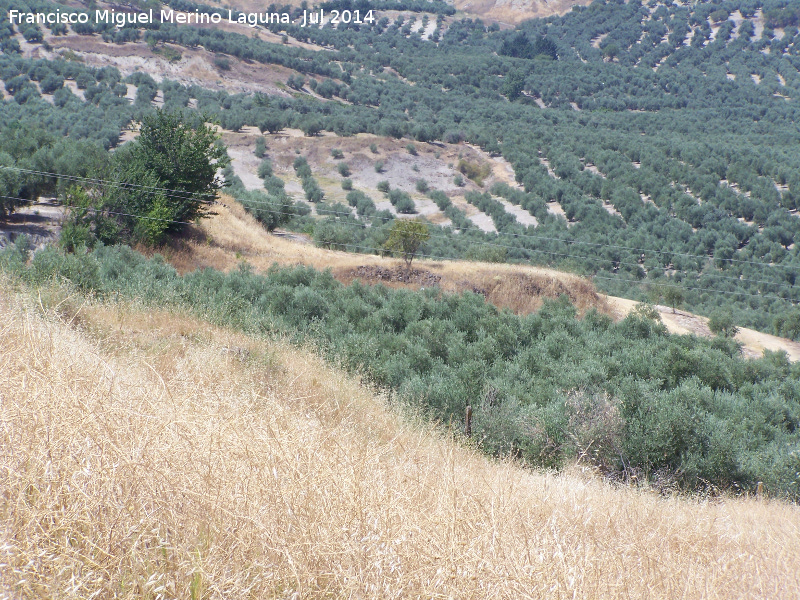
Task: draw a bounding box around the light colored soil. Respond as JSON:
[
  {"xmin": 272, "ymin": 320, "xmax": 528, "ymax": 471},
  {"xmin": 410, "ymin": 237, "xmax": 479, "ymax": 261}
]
[
  {"xmin": 753, "ymin": 10, "xmax": 765, "ymax": 40},
  {"xmin": 47, "ymin": 35, "xmax": 299, "ymax": 97},
  {"xmin": 591, "ymin": 32, "xmax": 609, "ymax": 49},
  {"xmin": 602, "ymin": 201, "xmax": 622, "ymax": 218},
  {"xmin": 584, "ymin": 163, "xmax": 605, "ymax": 177},
  {"xmin": 495, "ymin": 196, "xmax": 538, "ymax": 227},
  {"xmin": 237, "ymin": 131, "xmax": 531, "ymax": 231},
  {"xmin": 226, "ymin": 145, "xmax": 265, "ymax": 191},
  {"xmin": 453, "ymin": 0, "xmax": 590, "ymax": 25},
  {"xmin": 152, "ymin": 88, "xmax": 164, "ymax": 107},
  {"xmin": 606, "ymin": 297, "xmax": 800, "ymax": 362},
  {"xmin": 222, "ymin": 0, "xmax": 585, "ymax": 25},
  {"xmin": 729, "ymin": 10, "xmax": 744, "ymax": 39},
  {"xmin": 465, "ymin": 209, "xmax": 497, "ymax": 232},
  {"xmin": 63, "ymin": 80, "xmax": 85, "ymax": 101},
  {"xmin": 420, "ymin": 20, "xmax": 438, "ymax": 40},
  {"xmin": 539, "ymin": 156, "xmax": 558, "ymax": 179},
  {"xmin": 0, "ymin": 199, "xmax": 64, "ymax": 250},
  {"xmin": 546, "ymin": 200, "xmax": 567, "ymax": 219},
  {"xmin": 450, "ymin": 196, "xmax": 496, "ymax": 232},
  {"xmin": 489, "ymin": 152, "xmax": 522, "ymax": 188}
]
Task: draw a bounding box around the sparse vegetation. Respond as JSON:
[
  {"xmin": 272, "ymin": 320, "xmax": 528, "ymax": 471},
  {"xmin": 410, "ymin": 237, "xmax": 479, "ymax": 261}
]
[
  {"xmin": 254, "ymin": 136, "xmax": 267, "ymax": 158},
  {"xmin": 294, "ymin": 156, "xmax": 324, "ymax": 203},
  {"xmin": 213, "ymin": 54, "xmax": 231, "ymax": 71},
  {"xmin": 458, "ymin": 159, "xmax": 491, "ymax": 187}
]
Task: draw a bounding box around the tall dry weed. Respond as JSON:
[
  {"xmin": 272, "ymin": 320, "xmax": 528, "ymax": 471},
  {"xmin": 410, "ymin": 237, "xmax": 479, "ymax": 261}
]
[{"xmin": 1, "ymin": 290, "xmax": 798, "ymax": 599}]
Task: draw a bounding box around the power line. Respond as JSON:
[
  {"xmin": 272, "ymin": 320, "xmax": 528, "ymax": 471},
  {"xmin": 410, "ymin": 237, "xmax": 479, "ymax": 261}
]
[
  {"xmin": 15, "ymin": 185, "xmax": 795, "ymax": 294},
  {"xmin": 5, "ymin": 194, "xmax": 797, "ymax": 305},
  {"xmin": 0, "ymin": 165, "xmax": 218, "ymax": 204},
  {"xmin": 1, "ymin": 195, "xmax": 193, "ymax": 225},
  {"xmin": 226, "ymin": 199, "xmax": 799, "ymax": 291},
  {"xmin": 232, "ymin": 184, "xmax": 798, "ymax": 270},
  {"xmin": 287, "ymin": 240, "xmax": 799, "ymax": 305},
  {"xmin": 7, "ymin": 160, "xmax": 795, "ymax": 270}
]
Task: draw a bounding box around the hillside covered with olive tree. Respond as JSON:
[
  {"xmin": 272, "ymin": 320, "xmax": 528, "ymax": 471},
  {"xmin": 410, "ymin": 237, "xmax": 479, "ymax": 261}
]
[
  {"xmin": 2, "ymin": 0, "xmax": 800, "ymax": 338},
  {"xmin": 2, "ymin": 0, "xmax": 800, "ymax": 501}
]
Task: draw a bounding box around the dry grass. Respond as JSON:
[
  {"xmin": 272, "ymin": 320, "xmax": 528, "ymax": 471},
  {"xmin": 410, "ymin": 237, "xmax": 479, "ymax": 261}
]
[
  {"xmin": 157, "ymin": 197, "xmax": 609, "ymax": 317},
  {"xmin": 156, "ymin": 198, "xmax": 800, "ymax": 357},
  {"xmin": 2, "ymin": 286, "xmax": 799, "ymax": 599}
]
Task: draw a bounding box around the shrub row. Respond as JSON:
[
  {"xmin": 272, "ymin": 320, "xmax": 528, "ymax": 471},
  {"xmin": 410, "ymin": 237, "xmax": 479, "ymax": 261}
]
[{"xmin": 2, "ymin": 241, "xmax": 799, "ymax": 499}]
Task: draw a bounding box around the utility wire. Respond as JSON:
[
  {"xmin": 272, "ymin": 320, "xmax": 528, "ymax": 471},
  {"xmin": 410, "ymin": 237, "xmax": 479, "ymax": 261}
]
[
  {"xmin": 220, "ymin": 200, "xmax": 800, "ymax": 291},
  {"xmin": 0, "ymin": 165, "xmax": 218, "ymax": 203},
  {"xmin": 6, "ymin": 194, "xmax": 797, "ymax": 304},
  {"xmin": 10, "ymin": 190, "xmax": 797, "ymax": 295},
  {"xmin": 228, "ymin": 184, "xmax": 799, "ymax": 270},
  {"xmin": 1, "ymin": 195, "xmax": 193, "ymax": 225},
  {"xmin": 7, "ymin": 161, "xmax": 794, "ymax": 270}
]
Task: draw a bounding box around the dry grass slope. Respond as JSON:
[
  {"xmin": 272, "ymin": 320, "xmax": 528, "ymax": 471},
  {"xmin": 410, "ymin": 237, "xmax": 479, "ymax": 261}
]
[
  {"xmin": 2, "ymin": 286, "xmax": 799, "ymax": 599},
  {"xmin": 156, "ymin": 198, "xmax": 800, "ymax": 359},
  {"xmin": 161, "ymin": 197, "xmax": 609, "ymax": 317}
]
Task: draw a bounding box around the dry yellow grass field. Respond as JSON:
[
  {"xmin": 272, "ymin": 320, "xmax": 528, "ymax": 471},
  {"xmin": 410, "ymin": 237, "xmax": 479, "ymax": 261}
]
[
  {"xmin": 2, "ymin": 286, "xmax": 799, "ymax": 599},
  {"xmin": 158, "ymin": 196, "xmax": 608, "ymax": 317}
]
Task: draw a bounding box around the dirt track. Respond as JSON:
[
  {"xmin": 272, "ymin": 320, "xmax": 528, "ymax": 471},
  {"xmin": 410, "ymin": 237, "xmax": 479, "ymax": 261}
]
[{"xmin": 606, "ymin": 296, "xmax": 800, "ymax": 361}]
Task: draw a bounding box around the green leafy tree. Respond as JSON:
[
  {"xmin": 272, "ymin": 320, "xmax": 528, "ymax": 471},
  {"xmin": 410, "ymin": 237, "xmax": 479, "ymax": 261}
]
[
  {"xmin": 60, "ymin": 186, "xmax": 119, "ymax": 251},
  {"xmin": 111, "ymin": 110, "xmax": 228, "ymax": 242},
  {"xmin": 259, "ymin": 114, "xmax": 284, "ymax": 134},
  {"xmin": 708, "ymin": 312, "xmax": 739, "ymax": 338},
  {"xmin": 0, "ymin": 152, "xmax": 24, "ymax": 218},
  {"xmin": 300, "ymin": 117, "xmax": 322, "ymax": 137},
  {"xmin": 501, "ymin": 70, "xmax": 526, "ymax": 101},
  {"xmin": 384, "ymin": 219, "xmax": 429, "ymax": 271},
  {"xmin": 663, "ymin": 286, "xmax": 684, "ymax": 314}
]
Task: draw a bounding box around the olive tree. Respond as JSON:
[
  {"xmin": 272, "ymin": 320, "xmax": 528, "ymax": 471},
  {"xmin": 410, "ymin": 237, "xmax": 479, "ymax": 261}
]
[{"xmin": 384, "ymin": 219, "xmax": 429, "ymax": 271}]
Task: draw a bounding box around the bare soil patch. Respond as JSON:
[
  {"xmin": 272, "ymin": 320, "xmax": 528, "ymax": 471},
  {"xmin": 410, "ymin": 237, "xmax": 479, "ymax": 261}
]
[
  {"xmin": 0, "ymin": 200, "xmax": 64, "ymax": 250},
  {"xmin": 606, "ymin": 296, "xmax": 800, "ymax": 362},
  {"xmin": 342, "ymin": 265, "xmax": 443, "ymax": 286},
  {"xmin": 48, "ymin": 36, "xmax": 298, "ymax": 96}
]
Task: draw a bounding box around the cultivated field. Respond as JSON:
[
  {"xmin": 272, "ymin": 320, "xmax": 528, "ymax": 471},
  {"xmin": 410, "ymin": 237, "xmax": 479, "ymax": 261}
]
[{"xmin": 152, "ymin": 196, "xmax": 800, "ymax": 359}]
